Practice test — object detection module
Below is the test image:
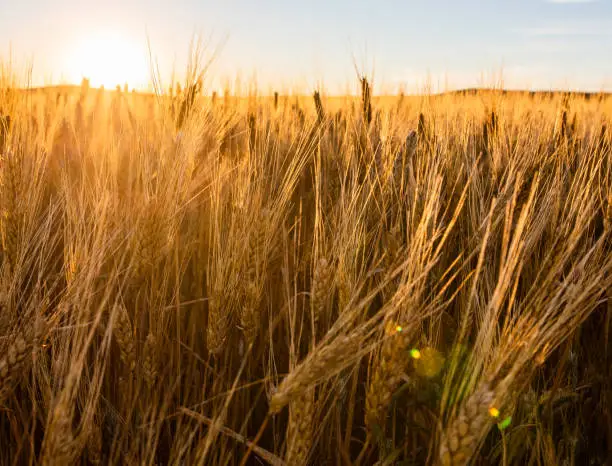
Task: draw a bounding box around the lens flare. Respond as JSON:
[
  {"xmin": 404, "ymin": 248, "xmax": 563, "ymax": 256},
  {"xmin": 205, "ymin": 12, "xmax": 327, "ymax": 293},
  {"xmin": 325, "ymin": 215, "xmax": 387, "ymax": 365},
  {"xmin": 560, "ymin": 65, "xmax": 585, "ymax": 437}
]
[
  {"xmin": 413, "ymin": 347, "xmax": 445, "ymax": 378},
  {"xmin": 498, "ymin": 416, "xmax": 512, "ymax": 430}
]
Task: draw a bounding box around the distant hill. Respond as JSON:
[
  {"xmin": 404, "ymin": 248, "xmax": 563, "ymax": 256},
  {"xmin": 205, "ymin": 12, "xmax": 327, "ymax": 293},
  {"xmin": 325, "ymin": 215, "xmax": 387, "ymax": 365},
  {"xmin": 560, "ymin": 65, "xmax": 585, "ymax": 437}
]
[
  {"xmin": 9, "ymin": 85, "xmax": 612, "ymax": 100},
  {"xmin": 441, "ymin": 88, "xmax": 612, "ymax": 99},
  {"xmin": 19, "ymin": 84, "xmax": 150, "ymax": 95}
]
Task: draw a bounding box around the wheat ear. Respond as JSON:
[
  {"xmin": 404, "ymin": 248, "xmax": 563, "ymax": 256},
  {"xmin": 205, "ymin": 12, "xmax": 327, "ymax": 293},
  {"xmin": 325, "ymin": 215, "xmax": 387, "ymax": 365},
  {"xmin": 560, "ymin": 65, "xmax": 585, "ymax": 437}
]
[
  {"xmin": 0, "ymin": 150, "xmax": 21, "ymax": 272},
  {"xmin": 365, "ymin": 320, "xmax": 411, "ymax": 432},
  {"xmin": 206, "ymin": 293, "xmax": 231, "ymax": 355},
  {"xmin": 270, "ymin": 332, "xmax": 361, "ymax": 414},
  {"xmin": 438, "ymin": 382, "xmax": 498, "ymax": 466},
  {"xmin": 0, "ymin": 333, "xmax": 29, "ymax": 403},
  {"xmin": 142, "ymin": 331, "xmax": 158, "ymax": 389},
  {"xmin": 41, "ymin": 396, "xmax": 76, "ymax": 466},
  {"xmin": 0, "ymin": 317, "xmax": 46, "ymax": 404},
  {"xmin": 240, "ymin": 212, "xmax": 268, "ymax": 346},
  {"xmin": 311, "ymin": 257, "xmax": 333, "ymax": 326},
  {"xmin": 285, "ymin": 387, "xmax": 315, "ymax": 466},
  {"xmin": 113, "ymin": 304, "xmax": 136, "ymax": 372}
]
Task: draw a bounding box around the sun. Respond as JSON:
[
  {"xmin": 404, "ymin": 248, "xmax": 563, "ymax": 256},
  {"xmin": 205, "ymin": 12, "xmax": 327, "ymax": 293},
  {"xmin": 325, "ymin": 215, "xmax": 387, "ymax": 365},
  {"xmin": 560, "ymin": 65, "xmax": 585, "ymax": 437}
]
[{"xmin": 67, "ymin": 32, "xmax": 149, "ymax": 90}]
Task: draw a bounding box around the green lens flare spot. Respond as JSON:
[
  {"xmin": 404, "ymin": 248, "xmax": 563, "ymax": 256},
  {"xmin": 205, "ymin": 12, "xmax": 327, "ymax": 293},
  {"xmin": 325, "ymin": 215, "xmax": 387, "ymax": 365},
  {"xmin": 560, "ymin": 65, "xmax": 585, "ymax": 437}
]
[
  {"xmin": 410, "ymin": 349, "xmax": 421, "ymax": 359},
  {"xmin": 395, "ymin": 325, "xmax": 403, "ymax": 333},
  {"xmin": 497, "ymin": 416, "xmax": 512, "ymax": 430}
]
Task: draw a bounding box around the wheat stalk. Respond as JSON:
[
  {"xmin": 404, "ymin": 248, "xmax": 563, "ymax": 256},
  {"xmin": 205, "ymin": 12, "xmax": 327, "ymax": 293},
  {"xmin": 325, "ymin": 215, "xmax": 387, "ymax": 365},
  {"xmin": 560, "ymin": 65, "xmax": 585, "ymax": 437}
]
[
  {"xmin": 313, "ymin": 91, "xmax": 325, "ymax": 126},
  {"xmin": 361, "ymin": 77, "xmax": 372, "ymax": 126},
  {"xmin": 605, "ymin": 191, "xmax": 612, "ymax": 233}
]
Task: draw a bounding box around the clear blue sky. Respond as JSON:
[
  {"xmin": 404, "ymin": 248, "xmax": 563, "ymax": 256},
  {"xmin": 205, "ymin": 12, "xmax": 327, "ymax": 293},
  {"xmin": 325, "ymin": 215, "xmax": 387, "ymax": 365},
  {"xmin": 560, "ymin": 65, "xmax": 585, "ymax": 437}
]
[{"xmin": 1, "ymin": 0, "xmax": 611, "ymax": 93}]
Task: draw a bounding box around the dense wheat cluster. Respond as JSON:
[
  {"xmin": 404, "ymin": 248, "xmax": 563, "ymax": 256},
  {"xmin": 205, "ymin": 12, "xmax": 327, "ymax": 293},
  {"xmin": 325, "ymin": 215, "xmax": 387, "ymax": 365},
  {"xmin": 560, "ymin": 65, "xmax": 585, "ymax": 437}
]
[{"xmin": 0, "ymin": 70, "xmax": 610, "ymax": 465}]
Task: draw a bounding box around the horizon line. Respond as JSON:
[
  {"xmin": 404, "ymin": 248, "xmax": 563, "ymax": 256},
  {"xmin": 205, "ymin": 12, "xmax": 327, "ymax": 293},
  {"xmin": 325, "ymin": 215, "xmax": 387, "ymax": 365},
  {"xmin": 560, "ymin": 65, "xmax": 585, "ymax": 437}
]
[{"xmin": 9, "ymin": 84, "xmax": 612, "ymax": 98}]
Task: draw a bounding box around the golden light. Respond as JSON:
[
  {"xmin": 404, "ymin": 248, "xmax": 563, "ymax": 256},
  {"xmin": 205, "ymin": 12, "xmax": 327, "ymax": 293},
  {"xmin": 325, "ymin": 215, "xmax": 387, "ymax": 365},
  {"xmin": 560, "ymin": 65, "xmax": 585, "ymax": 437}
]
[
  {"xmin": 413, "ymin": 347, "xmax": 445, "ymax": 378},
  {"xmin": 66, "ymin": 32, "xmax": 149, "ymax": 90}
]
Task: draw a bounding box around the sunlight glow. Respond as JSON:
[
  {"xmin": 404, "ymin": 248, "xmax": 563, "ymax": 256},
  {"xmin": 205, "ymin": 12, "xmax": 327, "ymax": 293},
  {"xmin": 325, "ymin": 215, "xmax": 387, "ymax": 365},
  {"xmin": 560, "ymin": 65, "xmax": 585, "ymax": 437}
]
[{"xmin": 66, "ymin": 32, "xmax": 149, "ymax": 89}]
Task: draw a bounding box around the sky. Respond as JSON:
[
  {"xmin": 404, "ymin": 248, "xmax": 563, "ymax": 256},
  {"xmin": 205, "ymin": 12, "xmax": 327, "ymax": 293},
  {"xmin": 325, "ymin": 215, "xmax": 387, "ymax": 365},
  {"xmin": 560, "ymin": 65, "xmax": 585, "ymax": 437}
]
[{"xmin": 1, "ymin": 0, "xmax": 611, "ymax": 93}]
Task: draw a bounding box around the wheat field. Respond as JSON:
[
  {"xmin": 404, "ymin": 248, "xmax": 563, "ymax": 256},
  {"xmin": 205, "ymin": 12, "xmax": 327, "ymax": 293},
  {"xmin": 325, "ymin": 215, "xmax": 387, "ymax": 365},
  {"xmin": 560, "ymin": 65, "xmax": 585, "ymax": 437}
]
[{"xmin": 0, "ymin": 71, "xmax": 610, "ymax": 465}]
